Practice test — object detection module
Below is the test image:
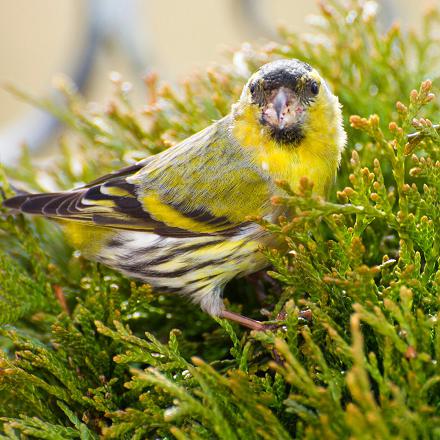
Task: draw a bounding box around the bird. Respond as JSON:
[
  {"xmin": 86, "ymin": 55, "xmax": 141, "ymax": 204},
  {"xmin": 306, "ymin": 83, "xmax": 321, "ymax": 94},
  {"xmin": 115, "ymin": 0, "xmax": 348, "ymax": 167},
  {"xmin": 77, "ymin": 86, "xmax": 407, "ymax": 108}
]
[{"xmin": 3, "ymin": 59, "xmax": 346, "ymax": 330}]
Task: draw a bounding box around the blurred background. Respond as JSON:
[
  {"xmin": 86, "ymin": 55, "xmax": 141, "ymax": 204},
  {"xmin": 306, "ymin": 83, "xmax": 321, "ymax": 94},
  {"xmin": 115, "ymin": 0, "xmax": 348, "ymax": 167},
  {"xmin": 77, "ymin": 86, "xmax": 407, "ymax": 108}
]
[{"xmin": 0, "ymin": 0, "xmax": 430, "ymax": 164}]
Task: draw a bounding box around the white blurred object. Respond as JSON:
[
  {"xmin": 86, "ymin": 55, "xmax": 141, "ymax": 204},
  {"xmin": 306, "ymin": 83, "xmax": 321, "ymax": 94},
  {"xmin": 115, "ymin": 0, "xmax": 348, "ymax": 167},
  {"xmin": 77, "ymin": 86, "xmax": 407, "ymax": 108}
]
[{"xmin": 0, "ymin": 109, "xmax": 56, "ymax": 164}]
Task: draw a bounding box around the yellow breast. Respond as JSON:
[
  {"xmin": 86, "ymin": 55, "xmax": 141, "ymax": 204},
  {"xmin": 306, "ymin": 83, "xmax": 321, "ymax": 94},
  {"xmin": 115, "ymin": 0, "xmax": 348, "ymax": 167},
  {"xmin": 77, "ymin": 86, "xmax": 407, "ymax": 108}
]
[{"xmin": 232, "ymin": 103, "xmax": 341, "ymax": 197}]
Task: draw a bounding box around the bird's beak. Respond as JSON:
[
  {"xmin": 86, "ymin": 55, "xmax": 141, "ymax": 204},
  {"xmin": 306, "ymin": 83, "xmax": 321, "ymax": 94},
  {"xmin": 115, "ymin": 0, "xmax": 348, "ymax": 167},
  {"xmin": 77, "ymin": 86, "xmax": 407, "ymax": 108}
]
[
  {"xmin": 262, "ymin": 87, "xmax": 302, "ymax": 131},
  {"xmin": 273, "ymin": 89, "xmax": 289, "ymax": 129}
]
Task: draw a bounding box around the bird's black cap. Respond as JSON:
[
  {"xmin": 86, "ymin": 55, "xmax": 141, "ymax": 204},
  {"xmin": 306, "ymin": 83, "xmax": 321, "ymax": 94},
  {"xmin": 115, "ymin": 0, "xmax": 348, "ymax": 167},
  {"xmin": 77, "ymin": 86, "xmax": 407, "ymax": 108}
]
[{"xmin": 256, "ymin": 59, "xmax": 312, "ymax": 91}]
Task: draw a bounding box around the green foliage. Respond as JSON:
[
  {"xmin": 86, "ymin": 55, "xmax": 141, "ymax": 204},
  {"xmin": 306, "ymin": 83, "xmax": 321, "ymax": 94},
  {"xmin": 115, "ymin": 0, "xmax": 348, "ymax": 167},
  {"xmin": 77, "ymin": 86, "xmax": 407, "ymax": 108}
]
[{"xmin": 1, "ymin": 1, "xmax": 440, "ymax": 438}]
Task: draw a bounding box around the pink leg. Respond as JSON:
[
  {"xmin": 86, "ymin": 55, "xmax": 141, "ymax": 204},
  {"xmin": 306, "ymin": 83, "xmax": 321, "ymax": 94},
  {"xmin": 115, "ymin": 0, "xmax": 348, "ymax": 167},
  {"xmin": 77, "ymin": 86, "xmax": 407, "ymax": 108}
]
[
  {"xmin": 218, "ymin": 308, "xmax": 312, "ymax": 331},
  {"xmin": 219, "ymin": 310, "xmax": 267, "ymax": 331}
]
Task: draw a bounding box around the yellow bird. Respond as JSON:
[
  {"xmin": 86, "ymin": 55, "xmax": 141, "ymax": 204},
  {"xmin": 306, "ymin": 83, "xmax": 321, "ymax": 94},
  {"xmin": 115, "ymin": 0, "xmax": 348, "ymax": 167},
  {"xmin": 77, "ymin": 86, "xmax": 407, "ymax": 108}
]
[{"xmin": 4, "ymin": 59, "xmax": 346, "ymax": 330}]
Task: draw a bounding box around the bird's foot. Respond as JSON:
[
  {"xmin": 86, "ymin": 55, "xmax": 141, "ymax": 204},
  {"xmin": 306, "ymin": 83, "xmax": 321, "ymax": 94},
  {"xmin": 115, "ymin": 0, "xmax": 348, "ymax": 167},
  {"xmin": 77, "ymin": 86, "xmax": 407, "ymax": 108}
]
[{"xmin": 218, "ymin": 308, "xmax": 311, "ymax": 331}]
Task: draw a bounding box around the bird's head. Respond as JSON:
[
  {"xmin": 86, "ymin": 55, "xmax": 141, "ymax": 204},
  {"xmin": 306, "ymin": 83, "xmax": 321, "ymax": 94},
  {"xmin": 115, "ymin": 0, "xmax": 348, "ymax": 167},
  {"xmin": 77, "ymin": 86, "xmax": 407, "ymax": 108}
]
[{"xmin": 233, "ymin": 59, "xmax": 345, "ymax": 148}]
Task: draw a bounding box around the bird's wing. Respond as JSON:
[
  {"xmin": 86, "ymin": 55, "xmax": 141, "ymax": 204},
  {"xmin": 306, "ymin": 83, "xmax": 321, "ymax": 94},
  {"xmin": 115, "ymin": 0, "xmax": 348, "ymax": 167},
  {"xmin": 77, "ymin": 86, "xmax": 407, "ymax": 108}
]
[{"xmin": 4, "ymin": 117, "xmax": 274, "ymax": 237}]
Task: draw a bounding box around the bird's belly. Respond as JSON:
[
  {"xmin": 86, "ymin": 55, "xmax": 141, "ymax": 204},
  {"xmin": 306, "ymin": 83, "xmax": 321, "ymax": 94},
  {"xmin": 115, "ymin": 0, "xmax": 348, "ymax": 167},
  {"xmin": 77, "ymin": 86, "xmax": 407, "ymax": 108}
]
[{"xmin": 95, "ymin": 225, "xmax": 274, "ymax": 314}]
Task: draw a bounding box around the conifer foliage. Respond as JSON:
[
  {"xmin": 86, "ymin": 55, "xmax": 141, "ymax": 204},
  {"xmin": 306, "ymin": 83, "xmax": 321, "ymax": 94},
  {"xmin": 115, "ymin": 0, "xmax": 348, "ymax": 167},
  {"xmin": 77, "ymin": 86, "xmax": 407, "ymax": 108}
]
[{"xmin": 0, "ymin": 1, "xmax": 439, "ymax": 438}]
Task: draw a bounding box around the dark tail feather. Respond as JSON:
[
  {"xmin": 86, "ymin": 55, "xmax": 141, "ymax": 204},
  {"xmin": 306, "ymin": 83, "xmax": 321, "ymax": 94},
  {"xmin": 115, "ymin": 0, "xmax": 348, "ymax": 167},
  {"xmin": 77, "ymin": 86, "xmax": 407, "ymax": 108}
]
[
  {"xmin": 3, "ymin": 193, "xmax": 30, "ymax": 210},
  {"xmin": 3, "ymin": 192, "xmax": 64, "ymax": 214}
]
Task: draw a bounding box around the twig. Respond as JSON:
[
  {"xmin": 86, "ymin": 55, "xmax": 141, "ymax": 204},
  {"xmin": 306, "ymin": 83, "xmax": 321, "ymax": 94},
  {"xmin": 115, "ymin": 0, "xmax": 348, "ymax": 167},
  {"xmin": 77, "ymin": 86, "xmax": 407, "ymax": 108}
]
[{"xmin": 53, "ymin": 285, "xmax": 70, "ymax": 315}]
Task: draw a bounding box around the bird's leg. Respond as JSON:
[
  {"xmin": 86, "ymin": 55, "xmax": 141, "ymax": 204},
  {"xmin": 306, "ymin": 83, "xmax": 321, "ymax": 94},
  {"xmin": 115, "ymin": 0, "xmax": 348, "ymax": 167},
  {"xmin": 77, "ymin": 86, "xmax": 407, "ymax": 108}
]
[
  {"xmin": 219, "ymin": 310, "xmax": 268, "ymax": 331},
  {"xmin": 219, "ymin": 308, "xmax": 312, "ymax": 331}
]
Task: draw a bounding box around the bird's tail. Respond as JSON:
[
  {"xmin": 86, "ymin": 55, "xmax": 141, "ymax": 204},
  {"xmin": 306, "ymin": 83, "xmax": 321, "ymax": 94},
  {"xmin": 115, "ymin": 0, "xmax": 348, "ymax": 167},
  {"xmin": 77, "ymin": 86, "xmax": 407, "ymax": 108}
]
[{"xmin": 3, "ymin": 191, "xmax": 66, "ymax": 215}]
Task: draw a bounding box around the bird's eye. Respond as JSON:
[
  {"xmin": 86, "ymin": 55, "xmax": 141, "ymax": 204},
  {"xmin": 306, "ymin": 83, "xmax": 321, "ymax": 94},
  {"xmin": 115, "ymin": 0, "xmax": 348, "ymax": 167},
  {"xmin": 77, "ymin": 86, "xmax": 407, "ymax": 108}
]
[
  {"xmin": 310, "ymin": 81, "xmax": 320, "ymax": 95},
  {"xmin": 249, "ymin": 83, "xmax": 256, "ymax": 94}
]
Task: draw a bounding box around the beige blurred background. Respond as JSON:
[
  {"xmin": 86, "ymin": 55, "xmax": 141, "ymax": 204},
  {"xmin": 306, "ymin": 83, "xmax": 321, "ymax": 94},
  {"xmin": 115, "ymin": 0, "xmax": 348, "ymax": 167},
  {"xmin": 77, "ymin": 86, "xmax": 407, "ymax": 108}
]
[{"xmin": 0, "ymin": 0, "xmax": 430, "ymax": 163}]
